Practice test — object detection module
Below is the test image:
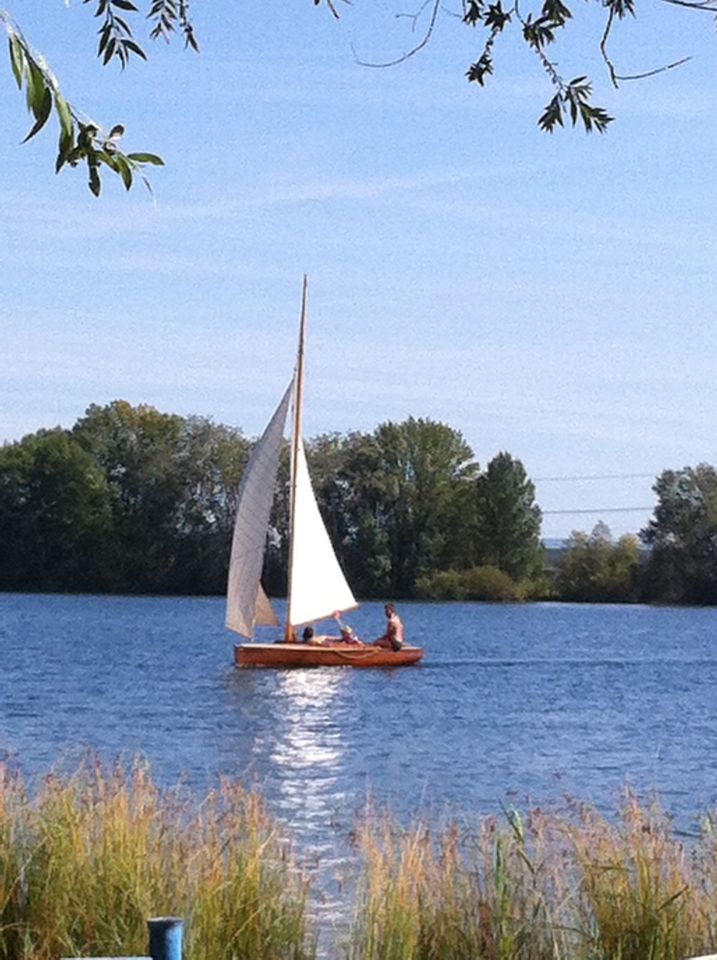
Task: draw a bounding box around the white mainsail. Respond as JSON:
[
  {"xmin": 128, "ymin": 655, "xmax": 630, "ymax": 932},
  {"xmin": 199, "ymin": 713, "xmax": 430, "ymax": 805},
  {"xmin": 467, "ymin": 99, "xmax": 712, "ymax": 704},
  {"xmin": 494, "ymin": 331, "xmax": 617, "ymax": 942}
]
[
  {"xmin": 226, "ymin": 379, "xmax": 294, "ymax": 637},
  {"xmin": 287, "ymin": 436, "xmax": 358, "ymax": 628}
]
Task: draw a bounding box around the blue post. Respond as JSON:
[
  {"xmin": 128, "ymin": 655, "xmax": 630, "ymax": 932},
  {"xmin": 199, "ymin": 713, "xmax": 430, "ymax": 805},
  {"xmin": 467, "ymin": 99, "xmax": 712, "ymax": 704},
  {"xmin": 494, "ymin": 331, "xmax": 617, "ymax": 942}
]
[{"xmin": 147, "ymin": 917, "xmax": 183, "ymax": 960}]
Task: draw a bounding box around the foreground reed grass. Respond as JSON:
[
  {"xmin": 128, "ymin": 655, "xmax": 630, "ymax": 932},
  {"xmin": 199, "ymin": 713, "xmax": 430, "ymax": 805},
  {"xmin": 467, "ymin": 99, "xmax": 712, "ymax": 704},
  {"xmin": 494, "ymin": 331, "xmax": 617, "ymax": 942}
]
[
  {"xmin": 347, "ymin": 795, "xmax": 717, "ymax": 960},
  {"xmin": 4, "ymin": 759, "xmax": 717, "ymax": 960},
  {"xmin": 0, "ymin": 758, "xmax": 313, "ymax": 960}
]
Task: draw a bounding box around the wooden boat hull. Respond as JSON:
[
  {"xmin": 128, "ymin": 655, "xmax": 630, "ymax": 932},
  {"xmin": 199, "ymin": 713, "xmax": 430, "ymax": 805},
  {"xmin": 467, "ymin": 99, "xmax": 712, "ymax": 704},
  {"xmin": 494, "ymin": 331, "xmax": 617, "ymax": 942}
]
[{"xmin": 234, "ymin": 642, "xmax": 423, "ymax": 668}]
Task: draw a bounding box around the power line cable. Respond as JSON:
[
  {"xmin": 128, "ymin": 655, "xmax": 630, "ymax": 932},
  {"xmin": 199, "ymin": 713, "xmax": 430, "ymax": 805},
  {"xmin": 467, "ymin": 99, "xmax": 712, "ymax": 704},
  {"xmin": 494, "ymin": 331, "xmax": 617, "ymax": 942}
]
[
  {"xmin": 535, "ymin": 473, "xmax": 656, "ymax": 482},
  {"xmin": 542, "ymin": 506, "xmax": 654, "ymax": 515}
]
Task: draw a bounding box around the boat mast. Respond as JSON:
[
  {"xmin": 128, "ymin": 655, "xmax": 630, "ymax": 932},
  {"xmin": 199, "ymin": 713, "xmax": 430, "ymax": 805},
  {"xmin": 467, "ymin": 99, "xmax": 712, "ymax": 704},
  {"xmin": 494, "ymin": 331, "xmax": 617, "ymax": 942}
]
[{"xmin": 284, "ymin": 274, "xmax": 308, "ymax": 641}]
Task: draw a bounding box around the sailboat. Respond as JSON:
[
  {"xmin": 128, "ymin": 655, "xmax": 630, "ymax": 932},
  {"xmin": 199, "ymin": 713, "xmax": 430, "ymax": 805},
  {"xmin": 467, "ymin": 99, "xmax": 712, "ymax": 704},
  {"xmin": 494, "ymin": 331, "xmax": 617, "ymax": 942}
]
[{"xmin": 227, "ymin": 278, "xmax": 423, "ymax": 668}]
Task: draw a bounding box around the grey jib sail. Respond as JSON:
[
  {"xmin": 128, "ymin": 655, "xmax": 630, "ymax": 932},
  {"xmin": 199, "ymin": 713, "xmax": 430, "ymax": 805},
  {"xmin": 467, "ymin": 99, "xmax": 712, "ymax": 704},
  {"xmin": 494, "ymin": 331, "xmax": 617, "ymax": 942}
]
[{"xmin": 225, "ymin": 378, "xmax": 294, "ymax": 637}]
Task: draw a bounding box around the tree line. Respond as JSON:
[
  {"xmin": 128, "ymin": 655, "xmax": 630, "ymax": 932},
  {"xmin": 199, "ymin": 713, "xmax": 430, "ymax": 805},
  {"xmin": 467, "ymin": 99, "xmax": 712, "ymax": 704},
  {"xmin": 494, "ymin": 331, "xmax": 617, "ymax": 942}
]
[
  {"xmin": 2, "ymin": 400, "xmax": 717, "ymax": 604},
  {"xmin": 0, "ymin": 400, "xmax": 542, "ymax": 597},
  {"xmin": 550, "ymin": 463, "xmax": 717, "ymax": 605}
]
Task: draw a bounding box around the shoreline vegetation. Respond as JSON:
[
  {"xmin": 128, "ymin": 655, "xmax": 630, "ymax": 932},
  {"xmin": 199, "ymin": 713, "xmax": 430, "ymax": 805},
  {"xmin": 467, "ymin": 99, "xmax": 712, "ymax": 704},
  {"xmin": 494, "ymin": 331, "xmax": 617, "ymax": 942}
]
[
  {"xmin": 1, "ymin": 757, "xmax": 717, "ymax": 960},
  {"xmin": 2, "ymin": 401, "xmax": 717, "ymax": 605},
  {"xmin": 0, "ymin": 757, "xmax": 310, "ymax": 960}
]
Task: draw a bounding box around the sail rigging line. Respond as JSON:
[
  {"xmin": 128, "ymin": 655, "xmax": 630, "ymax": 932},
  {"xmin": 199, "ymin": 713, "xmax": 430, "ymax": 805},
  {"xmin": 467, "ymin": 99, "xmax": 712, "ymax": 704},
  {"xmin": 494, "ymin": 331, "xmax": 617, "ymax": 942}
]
[
  {"xmin": 329, "ymin": 646, "xmax": 384, "ymax": 661},
  {"xmin": 285, "ymin": 274, "xmax": 308, "ymax": 641}
]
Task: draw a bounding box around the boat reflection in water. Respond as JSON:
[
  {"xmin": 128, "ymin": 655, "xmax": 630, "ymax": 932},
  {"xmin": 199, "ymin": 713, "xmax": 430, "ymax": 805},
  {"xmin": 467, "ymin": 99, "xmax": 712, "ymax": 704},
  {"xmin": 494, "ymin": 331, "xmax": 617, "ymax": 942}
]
[
  {"xmin": 221, "ymin": 663, "xmax": 356, "ymax": 952},
  {"xmin": 267, "ymin": 667, "xmax": 355, "ymax": 943},
  {"xmin": 269, "ymin": 667, "xmax": 347, "ymax": 831}
]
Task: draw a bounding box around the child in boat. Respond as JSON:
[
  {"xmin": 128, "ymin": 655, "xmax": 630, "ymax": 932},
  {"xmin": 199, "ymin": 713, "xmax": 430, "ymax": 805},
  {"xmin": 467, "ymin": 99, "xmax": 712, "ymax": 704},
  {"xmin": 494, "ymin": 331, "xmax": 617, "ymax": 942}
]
[
  {"xmin": 333, "ymin": 612, "xmax": 364, "ymax": 646},
  {"xmin": 338, "ymin": 624, "xmax": 363, "ymax": 646}
]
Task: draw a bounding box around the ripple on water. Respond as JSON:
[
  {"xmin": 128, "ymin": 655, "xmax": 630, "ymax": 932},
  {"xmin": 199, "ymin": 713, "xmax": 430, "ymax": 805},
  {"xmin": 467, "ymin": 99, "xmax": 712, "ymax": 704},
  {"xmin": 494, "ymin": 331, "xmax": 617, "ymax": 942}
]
[{"xmin": 4, "ymin": 594, "xmax": 717, "ymax": 949}]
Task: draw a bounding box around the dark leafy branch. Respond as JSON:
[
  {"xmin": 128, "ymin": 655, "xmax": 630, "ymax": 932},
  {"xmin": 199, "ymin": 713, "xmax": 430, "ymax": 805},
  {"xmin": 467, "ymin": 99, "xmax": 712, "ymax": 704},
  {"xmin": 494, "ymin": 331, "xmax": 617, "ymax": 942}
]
[
  {"xmin": 147, "ymin": 0, "xmax": 199, "ymax": 50},
  {"xmin": 333, "ymin": 0, "xmax": 704, "ymax": 135},
  {"xmin": 538, "ymin": 78, "xmax": 613, "ymax": 134},
  {"xmin": 2, "ymin": 12, "xmax": 163, "ymax": 196},
  {"xmin": 87, "ymin": 0, "xmax": 148, "ymax": 68},
  {"xmin": 465, "ymin": 0, "xmax": 614, "ymax": 132},
  {"xmin": 1, "ymin": 0, "xmax": 704, "ymax": 196},
  {"xmin": 313, "ymin": 0, "xmax": 349, "ymax": 19},
  {"xmin": 1, "ymin": 2, "xmax": 197, "ymax": 195}
]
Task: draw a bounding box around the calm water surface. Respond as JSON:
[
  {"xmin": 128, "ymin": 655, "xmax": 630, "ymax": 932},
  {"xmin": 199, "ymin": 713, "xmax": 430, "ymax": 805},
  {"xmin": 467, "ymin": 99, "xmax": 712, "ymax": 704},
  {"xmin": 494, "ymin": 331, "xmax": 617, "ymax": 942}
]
[{"xmin": 2, "ymin": 593, "xmax": 717, "ymax": 926}]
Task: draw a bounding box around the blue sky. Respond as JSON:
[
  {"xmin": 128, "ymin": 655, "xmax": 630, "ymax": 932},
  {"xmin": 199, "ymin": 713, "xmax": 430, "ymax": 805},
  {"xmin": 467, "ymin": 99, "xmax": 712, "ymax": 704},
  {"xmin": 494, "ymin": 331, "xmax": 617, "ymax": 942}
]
[{"xmin": 2, "ymin": 0, "xmax": 716, "ymax": 538}]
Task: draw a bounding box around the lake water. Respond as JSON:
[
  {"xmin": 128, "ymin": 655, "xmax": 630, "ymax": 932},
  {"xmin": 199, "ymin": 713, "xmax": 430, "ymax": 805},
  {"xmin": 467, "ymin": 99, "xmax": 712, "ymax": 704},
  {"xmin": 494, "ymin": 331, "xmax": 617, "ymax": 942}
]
[{"xmin": 2, "ymin": 594, "xmax": 717, "ymax": 935}]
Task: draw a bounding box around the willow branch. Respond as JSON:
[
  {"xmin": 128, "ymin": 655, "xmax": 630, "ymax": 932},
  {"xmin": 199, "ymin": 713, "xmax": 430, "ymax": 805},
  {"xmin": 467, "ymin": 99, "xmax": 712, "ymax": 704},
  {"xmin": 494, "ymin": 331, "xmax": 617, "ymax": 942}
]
[
  {"xmin": 396, "ymin": 0, "xmax": 435, "ymax": 30},
  {"xmin": 660, "ymin": 0, "xmax": 717, "ymax": 10},
  {"xmin": 599, "ymin": 6, "xmax": 619, "ymax": 88},
  {"xmin": 512, "ymin": 5, "xmax": 564, "ymax": 90},
  {"xmin": 353, "ymin": 0, "xmax": 442, "ymax": 67},
  {"xmin": 615, "ymin": 55, "xmax": 692, "ymax": 80}
]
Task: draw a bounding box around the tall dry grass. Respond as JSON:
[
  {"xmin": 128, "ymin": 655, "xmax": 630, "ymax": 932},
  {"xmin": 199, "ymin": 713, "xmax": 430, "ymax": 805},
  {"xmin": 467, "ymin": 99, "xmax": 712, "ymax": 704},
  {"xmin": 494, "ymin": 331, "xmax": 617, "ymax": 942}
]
[
  {"xmin": 347, "ymin": 795, "xmax": 717, "ymax": 960},
  {"xmin": 5, "ymin": 757, "xmax": 717, "ymax": 960},
  {"xmin": 0, "ymin": 757, "xmax": 312, "ymax": 960}
]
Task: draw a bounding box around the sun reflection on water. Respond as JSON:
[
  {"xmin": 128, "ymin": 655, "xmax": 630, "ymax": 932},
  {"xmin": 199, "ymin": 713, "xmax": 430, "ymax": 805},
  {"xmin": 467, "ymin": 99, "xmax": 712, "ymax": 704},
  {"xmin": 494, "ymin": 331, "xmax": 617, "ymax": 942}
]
[
  {"xmin": 267, "ymin": 669, "xmax": 347, "ymax": 817},
  {"xmin": 258, "ymin": 668, "xmax": 356, "ymax": 946}
]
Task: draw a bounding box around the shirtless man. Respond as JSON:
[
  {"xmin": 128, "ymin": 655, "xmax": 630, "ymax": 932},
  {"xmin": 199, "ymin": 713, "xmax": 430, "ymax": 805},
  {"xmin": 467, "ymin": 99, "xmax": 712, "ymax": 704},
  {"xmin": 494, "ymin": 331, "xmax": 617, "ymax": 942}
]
[{"xmin": 372, "ymin": 603, "xmax": 404, "ymax": 651}]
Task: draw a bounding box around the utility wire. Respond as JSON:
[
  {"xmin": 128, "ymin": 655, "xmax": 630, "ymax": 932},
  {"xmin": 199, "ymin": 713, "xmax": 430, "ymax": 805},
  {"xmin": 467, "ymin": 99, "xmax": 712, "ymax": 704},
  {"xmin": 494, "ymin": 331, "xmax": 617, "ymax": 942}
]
[
  {"xmin": 542, "ymin": 506, "xmax": 654, "ymax": 515},
  {"xmin": 531, "ymin": 474, "xmax": 657, "ymax": 518},
  {"xmin": 535, "ymin": 473, "xmax": 656, "ymax": 482}
]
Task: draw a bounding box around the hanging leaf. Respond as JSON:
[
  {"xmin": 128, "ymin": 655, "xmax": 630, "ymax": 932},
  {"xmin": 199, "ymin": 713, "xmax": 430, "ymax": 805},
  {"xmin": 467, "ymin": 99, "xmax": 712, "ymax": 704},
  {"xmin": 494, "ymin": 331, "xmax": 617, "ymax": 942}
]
[
  {"xmin": 54, "ymin": 91, "xmax": 73, "ymax": 141},
  {"xmin": 126, "ymin": 152, "xmax": 164, "ymax": 165},
  {"xmin": 122, "ymin": 39, "xmax": 147, "ymax": 61},
  {"xmin": 538, "ymin": 93, "xmax": 564, "ymax": 132},
  {"xmin": 102, "ymin": 37, "xmax": 117, "ymax": 64},
  {"xmin": 88, "ymin": 163, "xmax": 102, "ymax": 197},
  {"xmin": 115, "ymin": 155, "xmax": 133, "ymax": 190},
  {"xmin": 22, "ymin": 84, "xmax": 52, "ymax": 141},
  {"xmin": 8, "ymin": 34, "xmax": 24, "ymax": 89},
  {"xmin": 24, "ymin": 60, "xmax": 45, "ymax": 115}
]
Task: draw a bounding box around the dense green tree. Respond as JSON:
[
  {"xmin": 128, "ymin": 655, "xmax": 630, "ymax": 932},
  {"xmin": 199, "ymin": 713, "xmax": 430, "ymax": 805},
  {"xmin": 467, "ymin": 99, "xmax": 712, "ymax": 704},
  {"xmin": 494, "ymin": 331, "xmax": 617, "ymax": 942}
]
[
  {"xmin": 345, "ymin": 418, "xmax": 477, "ymax": 598},
  {"xmin": 73, "ymin": 400, "xmax": 249, "ymax": 593},
  {"xmin": 0, "ymin": 428, "xmax": 113, "ymax": 590},
  {"xmin": 168, "ymin": 414, "xmax": 251, "ymax": 594},
  {"xmin": 471, "ymin": 452, "xmax": 543, "ymax": 581},
  {"xmin": 73, "ymin": 401, "xmax": 186, "ymax": 592},
  {"xmin": 641, "ymin": 465, "xmax": 717, "ymax": 604},
  {"xmin": 558, "ymin": 522, "xmax": 640, "ymax": 602},
  {"xmin": 416, "ymin": 564, "xmax": 525, "ymax": 602},
  {"xmin": 262, "ymin": 424, "xmax": 476, "ymax": 600},
  {"xmin": 2, "ymin": 403, "xmax": 561, "ymax": 600}
]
